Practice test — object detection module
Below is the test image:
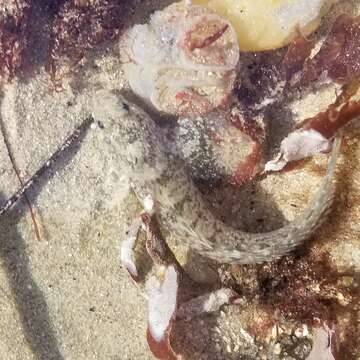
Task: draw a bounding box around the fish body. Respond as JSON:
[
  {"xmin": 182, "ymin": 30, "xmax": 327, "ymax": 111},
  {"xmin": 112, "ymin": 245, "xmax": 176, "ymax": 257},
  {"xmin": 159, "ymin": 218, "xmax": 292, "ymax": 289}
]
[
  {"xmin": 0, "ymin": 86, "xmax": 339, "ymax": 264},
  {"xmin": 118, "ymin": 94, "xmax": 339, "ymax": 264}
]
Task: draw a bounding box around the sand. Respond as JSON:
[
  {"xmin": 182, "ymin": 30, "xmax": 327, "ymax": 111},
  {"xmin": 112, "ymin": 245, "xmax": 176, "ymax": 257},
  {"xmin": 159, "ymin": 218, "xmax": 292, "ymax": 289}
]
[{"xmin": 0, "ymin": 0, "xmax": 359, "ymax": 359}]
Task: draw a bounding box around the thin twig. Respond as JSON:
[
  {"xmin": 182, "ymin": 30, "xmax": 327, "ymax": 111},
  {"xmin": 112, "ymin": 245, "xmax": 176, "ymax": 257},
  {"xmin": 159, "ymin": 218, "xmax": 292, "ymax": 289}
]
[
  {"xmin": 0, "ymin": 116, "xmax": 94, "ymax": 217},
  {"xmin": 0, "ymin": 118, "xmax": 42, "ymax": 240}
]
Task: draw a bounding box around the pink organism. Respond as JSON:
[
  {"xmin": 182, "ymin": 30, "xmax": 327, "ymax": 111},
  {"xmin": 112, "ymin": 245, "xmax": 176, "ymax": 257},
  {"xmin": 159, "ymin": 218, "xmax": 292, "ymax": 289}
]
[{"xmin": 123, "ymin": 2, "xmax": 239, "ymax": 117}]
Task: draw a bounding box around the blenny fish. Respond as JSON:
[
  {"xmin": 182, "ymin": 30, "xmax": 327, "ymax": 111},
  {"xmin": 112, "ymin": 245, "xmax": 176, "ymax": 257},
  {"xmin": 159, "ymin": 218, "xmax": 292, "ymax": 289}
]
[{"xmin": 115, "ymin": 93, "xmax": 340, "ymax": 264}]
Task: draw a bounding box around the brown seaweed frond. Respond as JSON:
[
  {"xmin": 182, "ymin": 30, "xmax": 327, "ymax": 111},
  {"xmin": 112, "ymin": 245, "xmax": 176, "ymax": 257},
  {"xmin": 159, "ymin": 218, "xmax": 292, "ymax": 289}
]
[
  {"xmin": 299, "ymin": 81, "xmax": 360, "ymax": 138},
  {"xmin": 282, "ymin": 32, "xmax": 315, "ymax": 82},
  {"xmin": 300, "ymin": 14, "xmax": 360, "ymax": 85}
]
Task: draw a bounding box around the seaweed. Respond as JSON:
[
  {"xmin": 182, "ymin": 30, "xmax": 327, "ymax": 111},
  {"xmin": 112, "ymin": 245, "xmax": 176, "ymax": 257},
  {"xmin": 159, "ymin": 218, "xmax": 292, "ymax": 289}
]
[
  {"xmin": 301, "ymin": 14, "xmax": 360, "ymax": 85},
  {"xmin": 46, "ymin": 0, "xmax": 130, "ymax": 82},
  {"xmin": 0, "ymin": 0, "xmax": 32, "ymax": 82}
]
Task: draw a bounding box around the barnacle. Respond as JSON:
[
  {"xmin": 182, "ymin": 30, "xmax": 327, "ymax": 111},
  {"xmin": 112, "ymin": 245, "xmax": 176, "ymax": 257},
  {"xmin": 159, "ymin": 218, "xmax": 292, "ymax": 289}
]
[{"xmin": 123, "ymin": 2, "xmax": 239, "ymax": 117}]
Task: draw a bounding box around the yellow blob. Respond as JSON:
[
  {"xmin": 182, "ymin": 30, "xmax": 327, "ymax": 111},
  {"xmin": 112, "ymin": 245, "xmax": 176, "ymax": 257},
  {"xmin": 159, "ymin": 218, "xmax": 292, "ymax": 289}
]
[{"xmin": 190, "ymin": 0, "xmax": 334, "ymax": 51}]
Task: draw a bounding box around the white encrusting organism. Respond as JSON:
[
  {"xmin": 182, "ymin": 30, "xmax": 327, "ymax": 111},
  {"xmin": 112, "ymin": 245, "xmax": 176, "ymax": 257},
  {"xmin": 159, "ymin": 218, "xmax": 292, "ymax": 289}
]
[
  {"xmin": 147, "ymin": 265, "xmax": 178, "ymax": 342},
  {"xmin": 123, "ymin": 2, "xmax": 239, "ymax": 116},
  {"xmin": 265, "ymin": 129, "xmax": 332, "ymax": 172}
]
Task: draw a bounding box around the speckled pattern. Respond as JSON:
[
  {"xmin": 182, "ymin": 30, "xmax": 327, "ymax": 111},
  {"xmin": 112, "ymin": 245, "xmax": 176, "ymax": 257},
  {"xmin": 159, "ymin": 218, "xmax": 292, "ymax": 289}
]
[{"xmin": 0, "ymin": 1, "xmax": 359, "ymax": 359}]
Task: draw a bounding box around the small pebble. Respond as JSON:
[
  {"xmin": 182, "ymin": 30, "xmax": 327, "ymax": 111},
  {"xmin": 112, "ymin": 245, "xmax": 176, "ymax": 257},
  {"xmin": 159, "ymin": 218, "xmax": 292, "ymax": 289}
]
[
  {"xmin": 271, "ymin": 325, "xmax": 277, "ymax": 339},
  {"xmin": 278, "ymin": 326, "xmax": 284, "ymax": 335},
  {"xmin": 294, "ymin": 328, "xmax": 303, "ymax": 338},
  {"xmin": 302, "ymin": 324, "xmax": 309, "ymax": 337},
  {"xmin": 273, "ymin": 342, "xmax": 282, "ymax": 355}
]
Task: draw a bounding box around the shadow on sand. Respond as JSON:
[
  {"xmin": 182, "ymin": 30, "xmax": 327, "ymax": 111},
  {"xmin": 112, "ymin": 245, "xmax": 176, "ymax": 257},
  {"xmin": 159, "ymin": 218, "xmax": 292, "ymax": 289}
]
[{"xmin": 0, "ymin": 195, "xmax": 64, "ymax": 360}]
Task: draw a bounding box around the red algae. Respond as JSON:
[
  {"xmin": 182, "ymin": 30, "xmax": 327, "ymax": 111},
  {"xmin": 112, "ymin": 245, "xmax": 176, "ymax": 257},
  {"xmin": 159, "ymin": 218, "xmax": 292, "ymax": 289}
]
[
  {"xmin": 0, "ymin": 0, "xmax": 32, "ymax": 82},
  {"xmin": 46, "ymin": 0, "xmax": 129, "ymax": 81},
  {"xmin": 301, "ymin": 14, "xmax": 360, "ymax": 85}
]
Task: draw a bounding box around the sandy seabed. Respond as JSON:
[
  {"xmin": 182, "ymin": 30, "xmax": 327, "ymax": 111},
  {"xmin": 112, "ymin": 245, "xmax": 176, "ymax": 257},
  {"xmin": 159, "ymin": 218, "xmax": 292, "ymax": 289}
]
[{"xmin": 0, "ymin": 0, "xmax": 359, "ymax": 359}]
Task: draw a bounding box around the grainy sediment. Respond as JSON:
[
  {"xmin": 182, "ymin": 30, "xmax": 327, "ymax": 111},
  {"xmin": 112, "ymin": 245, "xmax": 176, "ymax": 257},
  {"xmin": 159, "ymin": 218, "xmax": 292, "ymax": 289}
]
[{"xmin": 0, "ymin": 1, "xmax": 359, "ymax": 359}]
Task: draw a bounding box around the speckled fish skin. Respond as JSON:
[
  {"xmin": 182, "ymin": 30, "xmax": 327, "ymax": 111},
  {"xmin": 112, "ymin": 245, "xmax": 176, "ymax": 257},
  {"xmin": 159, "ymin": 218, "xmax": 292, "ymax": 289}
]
[{"xmin": 117, "ymin": 95, "xmax": 340, "ymax": 264}]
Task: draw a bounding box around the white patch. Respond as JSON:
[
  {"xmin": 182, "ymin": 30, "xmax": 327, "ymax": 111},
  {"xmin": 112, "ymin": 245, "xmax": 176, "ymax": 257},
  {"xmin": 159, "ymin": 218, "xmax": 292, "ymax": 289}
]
[
  {"xmin": 120, "ymin": 216, "xmax": 143, "ymax": 279},
  {"xmin": 274, "ymin": 0, "xmax": 333, "ymax": 34},
  {"xmin": 265, "ymin": 129, "xmax": 331, "ymax": 172},
  {"xmin": 177, "ymin": 288, "xmax": 237, "ymax": 320},
  {"xmin": 306, "ymin": 325, "xmax": 336, "ymax": 360},
  {"xmin": 281, "ymin": 129, "xmax": 331, "ymax": 160},
  {"xmin": 147, "ymin": 266, "xmax": 178, "ymax": 342},
  {"xmin": 265, "ymin": 152, "xmax": 287, "ymax": 172},
  {"xmin": 123, "ymin": 3, "xmax": 239, "ymax": 116},
  {"xmin": 253, "ymin": 80, "xmax": 286, "ymax": 111},
  {"xmin": 143, "ymin": 194, "xmax": 155, "ymax": 215}
]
